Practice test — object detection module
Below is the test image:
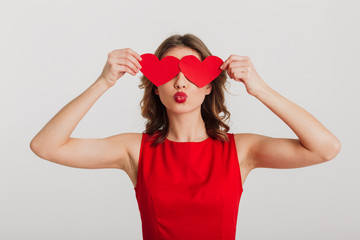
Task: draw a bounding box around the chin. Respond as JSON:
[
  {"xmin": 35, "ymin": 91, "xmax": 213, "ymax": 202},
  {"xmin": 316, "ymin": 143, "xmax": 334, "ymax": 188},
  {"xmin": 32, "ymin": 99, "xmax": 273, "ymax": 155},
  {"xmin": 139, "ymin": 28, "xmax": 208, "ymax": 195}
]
[{"xmin": 169, "ymin": 104, "xmax": 202, "ymax": 115}]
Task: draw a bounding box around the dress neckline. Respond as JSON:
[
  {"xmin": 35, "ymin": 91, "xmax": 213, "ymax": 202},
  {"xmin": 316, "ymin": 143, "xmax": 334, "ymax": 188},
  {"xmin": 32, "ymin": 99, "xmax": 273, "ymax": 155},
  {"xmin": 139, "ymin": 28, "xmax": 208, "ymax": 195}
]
[{"xmin": 165, "ymin": 136, "xmax": 211, "ymax": 143}]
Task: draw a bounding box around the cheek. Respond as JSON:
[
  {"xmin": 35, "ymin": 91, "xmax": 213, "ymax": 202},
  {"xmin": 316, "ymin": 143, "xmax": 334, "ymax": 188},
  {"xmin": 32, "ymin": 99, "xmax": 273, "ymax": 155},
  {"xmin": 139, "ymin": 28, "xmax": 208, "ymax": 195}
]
[
  {"xmin": 157, "ymin": 93, "xmax": 167, "ymax": 105},
  {"xmin": 156, "ymin": 89, "xmax": 172, "ymax": 106},
  {"xmin": 192, "ymin": 91, "xmax": 207, "ymax": 104}
]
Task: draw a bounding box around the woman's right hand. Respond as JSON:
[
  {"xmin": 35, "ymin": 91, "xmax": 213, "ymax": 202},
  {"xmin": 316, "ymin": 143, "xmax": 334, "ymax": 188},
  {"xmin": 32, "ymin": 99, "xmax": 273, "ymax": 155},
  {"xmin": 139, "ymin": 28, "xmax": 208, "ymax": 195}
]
[{"xmin": 98, "ymin": 48, "xmax": 142, "ymax": 88}]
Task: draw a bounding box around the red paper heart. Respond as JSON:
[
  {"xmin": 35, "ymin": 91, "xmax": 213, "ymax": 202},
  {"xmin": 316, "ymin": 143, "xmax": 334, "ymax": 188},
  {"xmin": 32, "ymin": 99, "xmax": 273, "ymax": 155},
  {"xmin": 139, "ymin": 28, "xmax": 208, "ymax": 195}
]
[
  {"xmin": 139, "ymin": 53, "xmax": 223, "ymax": 88},
  {"xmin": 179, "ymin": 55, "xmax": 223, "ymax": 88},
  {"xmin": 139, "ymin": 53, "xmax": 180, "ymax": 87}
]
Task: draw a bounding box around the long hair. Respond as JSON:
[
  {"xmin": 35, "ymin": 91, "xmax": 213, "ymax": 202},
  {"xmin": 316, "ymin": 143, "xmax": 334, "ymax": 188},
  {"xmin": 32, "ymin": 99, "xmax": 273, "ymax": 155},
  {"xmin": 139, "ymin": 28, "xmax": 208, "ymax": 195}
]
[{"xmin": 138, "ymin": 33, "xmax": 231, "ymax": 147}]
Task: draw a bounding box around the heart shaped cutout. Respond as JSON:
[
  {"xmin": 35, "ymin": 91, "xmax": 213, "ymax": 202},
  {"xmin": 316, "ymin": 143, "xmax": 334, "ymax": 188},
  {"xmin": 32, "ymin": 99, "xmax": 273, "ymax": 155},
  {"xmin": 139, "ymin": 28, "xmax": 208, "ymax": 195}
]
[
  {"xmin": 139, "ymin": 53, "xmax": 180, "ymax": 87},
  {"xmin": 179, "ymin": 55, "xmax": 223, "ymax": 88}
]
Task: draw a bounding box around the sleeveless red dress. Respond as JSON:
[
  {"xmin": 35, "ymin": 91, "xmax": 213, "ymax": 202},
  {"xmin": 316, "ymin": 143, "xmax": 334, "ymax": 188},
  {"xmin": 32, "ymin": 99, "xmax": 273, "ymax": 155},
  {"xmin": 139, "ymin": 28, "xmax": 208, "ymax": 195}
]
[{"xmin": 134, "ymin": 131, "xmax": 243, "ymax": 240}]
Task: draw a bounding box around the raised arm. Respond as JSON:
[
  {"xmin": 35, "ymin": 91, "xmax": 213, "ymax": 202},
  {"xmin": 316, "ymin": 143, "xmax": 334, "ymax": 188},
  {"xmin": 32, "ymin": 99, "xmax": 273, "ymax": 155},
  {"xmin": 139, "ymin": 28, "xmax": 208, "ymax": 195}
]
[
  {"xmin": 221, "ymin": 54, "xmax": 341, "ymax": 170},
  {"xmin": 30, "ymin": 48, "xmax": 143, "ymax": 170},
  {"xmin": 244, "ymin": 85, "xmax": 341, "ymax": 170}
]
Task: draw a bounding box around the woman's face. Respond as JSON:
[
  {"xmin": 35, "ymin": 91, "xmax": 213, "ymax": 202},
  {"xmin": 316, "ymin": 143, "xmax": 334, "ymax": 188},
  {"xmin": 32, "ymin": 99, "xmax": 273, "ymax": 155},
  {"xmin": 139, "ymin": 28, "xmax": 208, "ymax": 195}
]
[{"xmin": 154, "ymin": 47, "xmax": 212, "ymax": 114}]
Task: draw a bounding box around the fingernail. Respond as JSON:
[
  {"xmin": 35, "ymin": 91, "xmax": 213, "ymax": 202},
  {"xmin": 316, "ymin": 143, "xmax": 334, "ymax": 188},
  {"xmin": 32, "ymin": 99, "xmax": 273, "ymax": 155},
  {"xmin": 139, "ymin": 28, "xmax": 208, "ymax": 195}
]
[{"xmin": 220, "ymin": 64, "xmax": 224, "ymax": 69}]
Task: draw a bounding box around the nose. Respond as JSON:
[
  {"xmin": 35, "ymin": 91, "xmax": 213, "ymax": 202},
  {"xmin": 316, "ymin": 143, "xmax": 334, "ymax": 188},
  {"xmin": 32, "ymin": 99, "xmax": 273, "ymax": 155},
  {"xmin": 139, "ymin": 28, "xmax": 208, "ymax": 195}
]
[{"xmin": 174, "ymin": 72, "xmax": 189, "ymax": 90}]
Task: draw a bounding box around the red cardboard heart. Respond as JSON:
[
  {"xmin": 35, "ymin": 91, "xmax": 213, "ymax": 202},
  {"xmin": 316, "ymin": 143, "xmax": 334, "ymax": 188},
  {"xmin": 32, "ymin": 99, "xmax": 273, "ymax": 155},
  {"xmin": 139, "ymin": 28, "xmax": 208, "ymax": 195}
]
[
  {"xmin": 179, "ymin": 55, "xmax": 224, "ymax": 88},
  {"xmin": 139, "ymin": 53, "xmax": 223, "ymax": 88},
  {"xmin": 139, "ymin": 53, "xmax": 180, "ymax": 87}
]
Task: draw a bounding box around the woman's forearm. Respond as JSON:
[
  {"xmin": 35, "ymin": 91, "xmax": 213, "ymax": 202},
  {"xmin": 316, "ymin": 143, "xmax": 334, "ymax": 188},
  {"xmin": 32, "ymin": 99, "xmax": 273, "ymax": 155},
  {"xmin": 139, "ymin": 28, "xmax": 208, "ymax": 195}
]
[
  {"xmin": 30, "ymin": 77, "xmax": 110, "ymax": 156},
  {"xmin": 254, "ymin": 83, "xmax": 341, "ymax": 160}
]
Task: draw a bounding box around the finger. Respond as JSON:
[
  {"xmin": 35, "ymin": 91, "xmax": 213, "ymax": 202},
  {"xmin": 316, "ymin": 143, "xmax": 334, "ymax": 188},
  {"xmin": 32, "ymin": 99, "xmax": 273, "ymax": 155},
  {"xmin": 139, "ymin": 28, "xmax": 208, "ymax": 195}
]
[
  {"xmin": 124, "ymin": 51, "xmax": 142, "ymax": 70},
  {"xmin": 113, "ymin": 49, "xmax": 142, "ymax": 70},
  {"xmin": 233, "ymin": 66, "xmax": 250, "ymax": 73},
  {"xmin": 225, "ymin": 62, "xmax": 249, "ymax": 75},
  {"xmin": 229, "ymin": 60, "xmax": 251, "ymax": 68},
  {"xmin": 221, "ymin": 55, "xmax": 249, "ymax": 70},
  {"xmin": 118, "ymin": 64, "xmax": 136, "ymax": 76},
  {"xmin": 126, "ymin": 48, "xmax": 143, "ymax": 62},
  {"xmin": 233, "ymin": 72, "xmax": 246, "ymax": 81},
  {"xmin": 126, "ymin": 52, "xmax": 142, "ymax": 70},
  {"xmin": 231, "ymin": 66, "xmax": 249, "ymax": 79},
  {"xmin": 113, "ymin": 48, "xmax": 142, "ymax": 62},
  {"xmin": 115, "ymin": 56, "xmax": 140, "ymax": 73}
]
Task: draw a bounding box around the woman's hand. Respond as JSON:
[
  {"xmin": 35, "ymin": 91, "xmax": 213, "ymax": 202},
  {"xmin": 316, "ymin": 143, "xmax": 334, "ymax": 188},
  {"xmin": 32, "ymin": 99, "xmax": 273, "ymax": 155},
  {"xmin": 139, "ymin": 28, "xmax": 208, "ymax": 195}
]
[
  {"xmin": 220, "ymin": 55, "xmax": 268, "ymax": 97},
  {"xmin": 98, "ymin": 48, "xmax": 142, "ymax": 88}
]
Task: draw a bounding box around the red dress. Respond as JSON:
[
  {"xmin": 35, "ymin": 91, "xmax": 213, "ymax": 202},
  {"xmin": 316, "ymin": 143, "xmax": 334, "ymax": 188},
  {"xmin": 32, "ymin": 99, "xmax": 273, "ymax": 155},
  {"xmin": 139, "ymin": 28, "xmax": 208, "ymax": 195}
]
[{"xmin": 134, "ymin": 131, "xmax": 243, "ymax": 240}]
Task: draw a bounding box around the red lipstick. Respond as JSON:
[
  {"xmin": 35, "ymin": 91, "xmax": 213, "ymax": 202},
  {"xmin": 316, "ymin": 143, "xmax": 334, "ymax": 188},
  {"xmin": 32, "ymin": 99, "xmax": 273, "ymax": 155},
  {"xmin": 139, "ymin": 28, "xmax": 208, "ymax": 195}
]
[{"xmin": 174, "ymin": 92, "xmax": 187, "ymax": 103}]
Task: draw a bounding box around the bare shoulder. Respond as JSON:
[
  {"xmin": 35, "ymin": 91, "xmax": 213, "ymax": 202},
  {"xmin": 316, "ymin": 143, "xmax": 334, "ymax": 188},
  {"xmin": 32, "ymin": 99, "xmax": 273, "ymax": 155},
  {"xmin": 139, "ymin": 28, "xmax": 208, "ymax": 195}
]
[
  {"xmin": 233, "ymin": 133, "xmax": 258, "ymax": 183},
  {"xmin": 233, "ymin": 133, "xmax": 253, "ymax": 164},
  {"xmin": 112, "ymin": 132, "xmax": 142, "ymax": 187},
  {"xmin": 122, "ymin": 132, "xmax": 143, "ymax": 164},
  {"xmin": 115, "ymin": 132, "xmax": 143, "ymax": 173}
]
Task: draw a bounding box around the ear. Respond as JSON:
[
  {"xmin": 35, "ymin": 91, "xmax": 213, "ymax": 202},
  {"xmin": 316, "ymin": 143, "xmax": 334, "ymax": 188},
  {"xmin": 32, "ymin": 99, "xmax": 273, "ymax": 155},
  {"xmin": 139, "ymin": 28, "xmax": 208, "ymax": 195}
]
[
  {"xmin": 154, "ymin": 87, "xmax": 159, "ymax": 95},
  {"xmin": 205, "ymin": 83, "xmax": 212, "ymax": 95}
]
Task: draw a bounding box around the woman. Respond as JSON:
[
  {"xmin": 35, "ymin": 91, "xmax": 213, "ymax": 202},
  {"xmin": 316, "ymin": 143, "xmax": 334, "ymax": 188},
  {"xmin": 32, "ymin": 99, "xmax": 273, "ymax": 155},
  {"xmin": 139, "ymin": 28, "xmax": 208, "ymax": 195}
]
[{"xmin": 30, "ymin": 33, "xmax": 341, "ymax": 239}]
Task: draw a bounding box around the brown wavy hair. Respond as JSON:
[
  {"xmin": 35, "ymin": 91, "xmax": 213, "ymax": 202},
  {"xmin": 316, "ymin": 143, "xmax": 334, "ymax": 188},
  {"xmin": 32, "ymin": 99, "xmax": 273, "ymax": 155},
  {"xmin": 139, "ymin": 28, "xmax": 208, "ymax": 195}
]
[{"xmin": 138, "ymin": 33, "xmax": 232, "ymax": 147}]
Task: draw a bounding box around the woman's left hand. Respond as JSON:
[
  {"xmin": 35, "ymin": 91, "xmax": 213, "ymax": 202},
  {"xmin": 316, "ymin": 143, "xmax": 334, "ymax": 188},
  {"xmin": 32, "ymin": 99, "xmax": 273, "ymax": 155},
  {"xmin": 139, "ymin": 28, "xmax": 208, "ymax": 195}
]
[{"xmin": 220, "ymin": 55, "xmax": 268, "ymax": 97}]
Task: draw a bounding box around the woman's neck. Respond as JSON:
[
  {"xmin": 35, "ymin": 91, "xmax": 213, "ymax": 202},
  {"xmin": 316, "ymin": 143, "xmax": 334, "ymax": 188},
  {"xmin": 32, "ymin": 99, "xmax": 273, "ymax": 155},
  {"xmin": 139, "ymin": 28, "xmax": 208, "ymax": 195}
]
[{"xmin": 166, "ymin": 111, "xmax": 208, "ymax": 142}]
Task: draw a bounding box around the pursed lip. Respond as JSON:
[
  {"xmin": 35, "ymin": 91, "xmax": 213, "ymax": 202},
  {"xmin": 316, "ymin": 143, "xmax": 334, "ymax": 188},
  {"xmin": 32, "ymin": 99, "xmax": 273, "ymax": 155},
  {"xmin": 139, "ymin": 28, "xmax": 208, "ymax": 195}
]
[{"xmin": 174, "ymin": 92, "xmax": 188, "ymax": 98}]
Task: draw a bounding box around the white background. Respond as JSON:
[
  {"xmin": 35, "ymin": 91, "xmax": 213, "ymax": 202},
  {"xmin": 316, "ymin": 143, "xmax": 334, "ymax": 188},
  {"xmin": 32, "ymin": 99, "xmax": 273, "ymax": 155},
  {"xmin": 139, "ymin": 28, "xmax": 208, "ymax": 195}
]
[{"xmin": 1, "ymin": 0, "xmax": 359, "ymax": 239}]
